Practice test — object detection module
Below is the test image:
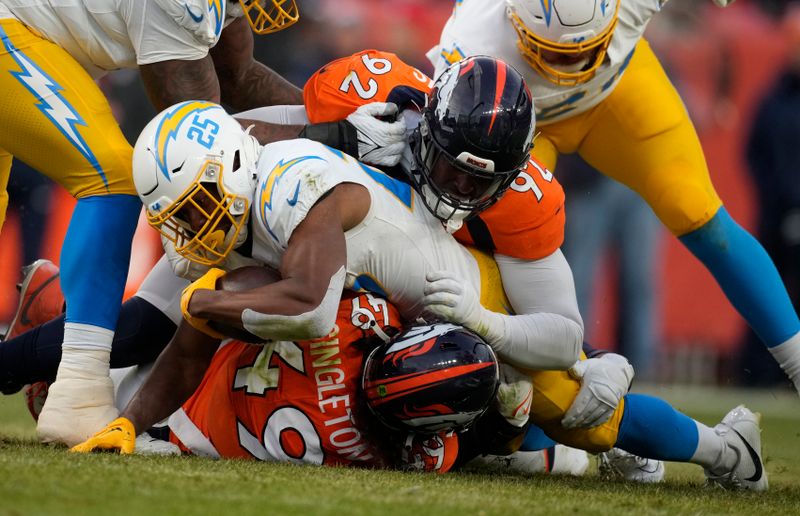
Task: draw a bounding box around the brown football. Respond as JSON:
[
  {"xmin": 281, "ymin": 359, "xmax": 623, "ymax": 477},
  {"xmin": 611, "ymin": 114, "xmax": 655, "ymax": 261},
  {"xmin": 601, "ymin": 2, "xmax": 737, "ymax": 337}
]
[{"xmin": 208, "ymin": 266, "xmax": 281, "ymax": 343}]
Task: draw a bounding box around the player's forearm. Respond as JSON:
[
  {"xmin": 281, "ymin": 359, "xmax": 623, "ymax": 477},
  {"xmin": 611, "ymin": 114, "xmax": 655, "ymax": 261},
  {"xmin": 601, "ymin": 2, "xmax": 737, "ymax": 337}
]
[
  {"xmin": 237, "ymin": 117, "xmax": 305, "ymax": 145},
  {"xmin": 219, "ymin": 60, "xmax": 302, "ymax": 110},
  {"xmin": 189, "ymin": 269, "xmax": 344, "ymax": 341},
  {"xmin": 122, "ymin": 323, "xmax": 218, "ymax": 434},
  {"xmin": 489, "ymin": 250, "xmax": 584, "ymax": 369},
  {"xmin": 478, "ymin": 310, "xmax": 583, "ymax": 370}
]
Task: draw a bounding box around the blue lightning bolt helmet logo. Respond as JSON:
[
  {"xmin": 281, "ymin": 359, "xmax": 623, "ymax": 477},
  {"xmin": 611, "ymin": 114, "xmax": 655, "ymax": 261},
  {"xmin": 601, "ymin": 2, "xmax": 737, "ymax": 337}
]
[{"xmin": 540, "ymin": 0, "xmax": 553, "ymax": 27}]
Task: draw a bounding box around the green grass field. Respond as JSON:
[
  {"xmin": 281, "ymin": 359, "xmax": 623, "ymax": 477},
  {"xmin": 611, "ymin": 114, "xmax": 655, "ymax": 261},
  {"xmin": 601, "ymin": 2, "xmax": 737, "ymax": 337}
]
[{"xmin": 1, "ymin": 385, "xmax": 799, "ymax": 515}]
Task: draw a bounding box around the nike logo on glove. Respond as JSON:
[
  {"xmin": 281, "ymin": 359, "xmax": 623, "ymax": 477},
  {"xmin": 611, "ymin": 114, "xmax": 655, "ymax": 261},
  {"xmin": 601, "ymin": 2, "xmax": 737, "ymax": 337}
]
[
  {"xmin": 287, "ymin": 181, "xmax": 301, "ymax": 206},
  {"xmin": 184, "ymin": 4, "xmax": 204, "ymax": 23},
  {"xmin": 732, "ymin": 429, "xmax": 763, "ymax": 482}
]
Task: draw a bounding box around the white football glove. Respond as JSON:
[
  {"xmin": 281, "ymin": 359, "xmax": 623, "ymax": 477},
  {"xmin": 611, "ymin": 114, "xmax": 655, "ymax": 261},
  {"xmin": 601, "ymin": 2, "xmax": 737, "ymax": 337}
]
[
  {"xmin": 561, "ymin": 353, "xmax": 634, "ymax": 429},
  {"xmin": 162, "ymin": 234, "xmax": 261, "ymax": 281},
  {"xmin": 162, "ymin": 235, "xmax": 210, "ymax": 281},
  {"xmin": 422, "ymin": 270, "xmax": 485, "ymax": 332},
  {"xmin": 495, "ymin": 364, "xmax": 533, "ymax": 427},
  {"xmin": 346, "ymin": 102, "xmax": 407, "ymax": 167},
  {"xmin": 712, "ymin": 0, "xmax": 734, "ymax": 6}
]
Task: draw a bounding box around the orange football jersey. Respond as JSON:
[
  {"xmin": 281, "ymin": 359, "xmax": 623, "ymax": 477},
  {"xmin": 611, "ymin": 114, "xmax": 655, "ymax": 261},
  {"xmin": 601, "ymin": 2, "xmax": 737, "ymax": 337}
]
[
  {"xmin": 304, "ymin": 49, "xmax": 431, "ymax": 124},
  {"xmin": 455, "ymin": 157, "xmax": 566, "ymax": 260},
  {"xmin": 304, "ymin": 50, "xmax": 565, "ymax": 260},
  {"xmin": 169, "ymin": 292, "xmax": 458, "ymax": 472},
  {"xmin": 171, "ymin": 292, "xmax": 397, "ymax": 467}
]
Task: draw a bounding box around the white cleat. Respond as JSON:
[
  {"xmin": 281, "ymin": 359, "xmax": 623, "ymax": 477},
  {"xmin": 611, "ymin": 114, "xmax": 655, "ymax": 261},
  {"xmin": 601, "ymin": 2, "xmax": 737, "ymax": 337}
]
[
  {"xmin": 135, "ymin": 433, "xmax": 181, "ymax": 456},
  {"xmin": 465, "ymin": 444, "xmax": 589, "ymax": 476},
  {"xmin": 704, "ymin": 405, "xmax": 768, "ymax": 491},
  {"xmin": 598, "ymin": 448, "xmax": 665, "ymax": 483},
  {"xmin": 37, "ymin": 376, "xmax": 119, "ymax": 447}
]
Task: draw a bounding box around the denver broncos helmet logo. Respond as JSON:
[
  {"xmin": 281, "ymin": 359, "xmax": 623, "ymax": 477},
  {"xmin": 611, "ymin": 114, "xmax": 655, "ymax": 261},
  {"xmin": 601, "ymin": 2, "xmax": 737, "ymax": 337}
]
[{"xmin": 153, "ymin": 101, "xmax": 220, "ymax": 180}]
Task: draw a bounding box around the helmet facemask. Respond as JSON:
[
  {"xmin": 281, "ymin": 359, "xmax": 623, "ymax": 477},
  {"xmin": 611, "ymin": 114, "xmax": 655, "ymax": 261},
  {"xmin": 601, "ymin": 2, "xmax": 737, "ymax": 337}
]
[
  {"xmin": 410, "ymin": 118, "xmax": 526, "ymax": 232},
  {"xmin": 148, "ymin": 156, "xmax": 252, "ymax": 266},
  {"xmin": 507, "ymin": 1, "xmax": 620, "ymax": 86},
  {"xmin": 238, "ymin": 0, "xmax": 299, "ymax": 34}
]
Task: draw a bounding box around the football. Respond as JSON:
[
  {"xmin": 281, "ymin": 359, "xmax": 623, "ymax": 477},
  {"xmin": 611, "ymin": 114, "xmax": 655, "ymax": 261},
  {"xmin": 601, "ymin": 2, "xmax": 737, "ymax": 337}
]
[{"xmin": 207, "ymin": 266, "xmax": 281, "ymax": 343}]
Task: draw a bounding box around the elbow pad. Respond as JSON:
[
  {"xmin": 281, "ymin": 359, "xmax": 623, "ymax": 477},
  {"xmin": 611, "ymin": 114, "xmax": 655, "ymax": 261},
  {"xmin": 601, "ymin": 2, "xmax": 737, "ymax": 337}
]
[
  {"xmin": 241, "ymin": 267, "xmax": 345, "ymax": 341},
  {"xmin": 298, "ymin": 120, "xmax": 359, "ymax": 159}
]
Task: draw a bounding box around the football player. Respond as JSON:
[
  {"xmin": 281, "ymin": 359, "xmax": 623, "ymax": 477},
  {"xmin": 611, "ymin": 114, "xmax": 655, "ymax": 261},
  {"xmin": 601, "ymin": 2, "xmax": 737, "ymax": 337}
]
[
  {"xmin": 0, "ymin": 0, "xmax": 409, "ymax": 447},
  {"xmin": 425, "ymin": 0, "xmax": 800, "ymax": 395},
  {"xmin": 75, "ymin": 69, "xmax": 766, "ymax": 488},
  {"xmin": 89, "ymin": 266, "xmax": 497, "ymax": 473}
]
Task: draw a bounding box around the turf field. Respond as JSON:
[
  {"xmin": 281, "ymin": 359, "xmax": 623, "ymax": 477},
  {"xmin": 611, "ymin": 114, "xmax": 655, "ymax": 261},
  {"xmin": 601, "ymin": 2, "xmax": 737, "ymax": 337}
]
[{"xmin": 1, "ymin": 385, "xmax": 799, "ymax": 515}]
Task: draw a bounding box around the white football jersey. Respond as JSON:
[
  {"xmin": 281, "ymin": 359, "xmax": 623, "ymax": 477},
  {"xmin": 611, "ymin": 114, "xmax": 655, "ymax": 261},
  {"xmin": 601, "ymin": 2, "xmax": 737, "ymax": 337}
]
[
  {"xmin": 0, "ymin": 0, "xmax": 239, "ymax": 78},
  {"xmin": 427, "ymin": 0, "xmax": 664, "ymax": 125},
  {"xmin": 249, "ymin": 138, "xmax": 480, "ymax": 320}
]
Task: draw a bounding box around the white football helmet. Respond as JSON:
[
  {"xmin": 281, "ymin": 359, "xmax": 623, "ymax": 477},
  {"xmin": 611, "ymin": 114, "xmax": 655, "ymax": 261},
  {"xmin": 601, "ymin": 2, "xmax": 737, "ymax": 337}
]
[
  {"xmin": 505, "ymin": 0, "xmax": 620, "ymax": 85},
  {"xmin": 132, "ymin": 101, "xmax": 261, "ymax": 266}
]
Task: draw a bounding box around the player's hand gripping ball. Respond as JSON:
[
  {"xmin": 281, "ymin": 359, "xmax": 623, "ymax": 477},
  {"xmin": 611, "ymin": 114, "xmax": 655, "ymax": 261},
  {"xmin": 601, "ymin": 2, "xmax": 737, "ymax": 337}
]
[{"xmin": 206, "ymin": 266, "xmax": 281, "ymax": 343}]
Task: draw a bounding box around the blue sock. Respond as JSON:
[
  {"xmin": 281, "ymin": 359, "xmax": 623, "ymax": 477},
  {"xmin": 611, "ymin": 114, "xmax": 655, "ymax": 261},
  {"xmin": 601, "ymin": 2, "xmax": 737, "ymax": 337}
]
[
  {"xmin": 519, "ymin": 423, "xmax": 557, "ymax": 451},
  {"xmin": 615, "ymin": 394, "xmax": 698, "ymax": 461},
  {"xmin": 680, "ymin": 207, "xmax": 799, "ymax": 346},
  {"xmin": 60, "ymin": 195, "xmax": 141, "ymax": 330}
]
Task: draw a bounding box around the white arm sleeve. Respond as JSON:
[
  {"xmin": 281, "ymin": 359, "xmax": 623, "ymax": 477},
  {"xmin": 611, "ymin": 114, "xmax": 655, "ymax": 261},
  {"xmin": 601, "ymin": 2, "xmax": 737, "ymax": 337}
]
[
  {"xmin": 479, "ymin": 250, "xmax": 584, "ymax": 370},
  {"xmin": 241, "ymin": 266, "xmax": 345, "ymax": 341},
  {"xmin": 233, "ymin": 105, "xmax": 310, "ymax": 125}
]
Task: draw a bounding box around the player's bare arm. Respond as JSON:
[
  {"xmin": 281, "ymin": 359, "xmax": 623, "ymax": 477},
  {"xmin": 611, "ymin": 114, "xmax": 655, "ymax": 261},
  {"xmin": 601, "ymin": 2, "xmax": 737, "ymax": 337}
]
[
  {"xmin": 139, "ymin": 57, "xmax": 221, "ymax": 111},
  {"xmin": 211, "ymin": 17, "xmax": 302, "ymax": 109},
  {"xmin": 187, "ymin": 183, "xmax": 370, "ymax": 339},
  {"xmin": 211, "ymin": 17, "xmax": 305, "ymax": 142},
  {"xmin": 122, "ymin": 322, "xmax": 219, "ymax": 435}
]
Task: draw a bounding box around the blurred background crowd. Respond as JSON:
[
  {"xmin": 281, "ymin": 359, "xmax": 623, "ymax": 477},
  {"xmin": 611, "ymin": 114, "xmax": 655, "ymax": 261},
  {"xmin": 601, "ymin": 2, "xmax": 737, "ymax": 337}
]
[{"xmin": 2, "ymin": 0, "xmax": 799, "ymax": 388}]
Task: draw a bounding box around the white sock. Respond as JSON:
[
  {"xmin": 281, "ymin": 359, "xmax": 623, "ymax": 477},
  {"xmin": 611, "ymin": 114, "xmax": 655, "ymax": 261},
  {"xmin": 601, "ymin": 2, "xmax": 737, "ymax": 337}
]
[
  {"xmin": 689, "ymin": 421, "xmax": 737, "ymax": 475},
  {"xmin": 57, "ymin": 323, "xmax": 114, "ymax": 379},
  {"xmin": 768, "ymin": 331, "xmax": 800, "ymax": 391}
]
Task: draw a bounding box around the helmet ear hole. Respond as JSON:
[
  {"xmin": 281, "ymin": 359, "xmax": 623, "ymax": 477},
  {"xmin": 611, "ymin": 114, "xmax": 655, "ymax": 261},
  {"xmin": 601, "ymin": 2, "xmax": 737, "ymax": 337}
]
[{"xmin": 232, "ymin": 150, "xmax": 241, "ymax": 173}]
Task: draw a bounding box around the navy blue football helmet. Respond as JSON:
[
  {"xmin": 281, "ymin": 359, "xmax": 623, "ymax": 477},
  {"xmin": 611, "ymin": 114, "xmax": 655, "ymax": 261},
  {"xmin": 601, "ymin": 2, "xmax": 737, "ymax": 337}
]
[
  {"xmin": 362, "ymin": 323, "xmax": 499, "ymax": 433},
  {"xmin": 409, "ymin": 56, "xmax": 535, "ymax": 226}
]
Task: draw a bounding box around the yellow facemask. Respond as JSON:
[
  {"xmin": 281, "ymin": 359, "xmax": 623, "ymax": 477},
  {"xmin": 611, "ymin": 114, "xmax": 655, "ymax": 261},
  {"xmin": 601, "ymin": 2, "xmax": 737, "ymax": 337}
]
[
  {"xmin": 239, "ymin": 0, "xmax": 299, "ymax": 34},
  {"xmin": 508, "ymin": 1, "xmax": 619, "ymax": 86},
  {"xmin": 147, "ymin": 160, "xmax": 250, "ymax": 266}
]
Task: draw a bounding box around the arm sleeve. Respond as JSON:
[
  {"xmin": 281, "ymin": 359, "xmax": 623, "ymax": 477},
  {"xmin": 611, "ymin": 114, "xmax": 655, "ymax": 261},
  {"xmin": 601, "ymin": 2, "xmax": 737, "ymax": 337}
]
[
  {"xmin": 478, "ymin": 250, "xmax": 584, "ymax": 370},
  {"xmin": 233, "ymin": 105, "xmax": 310, "ymax": 125}
]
